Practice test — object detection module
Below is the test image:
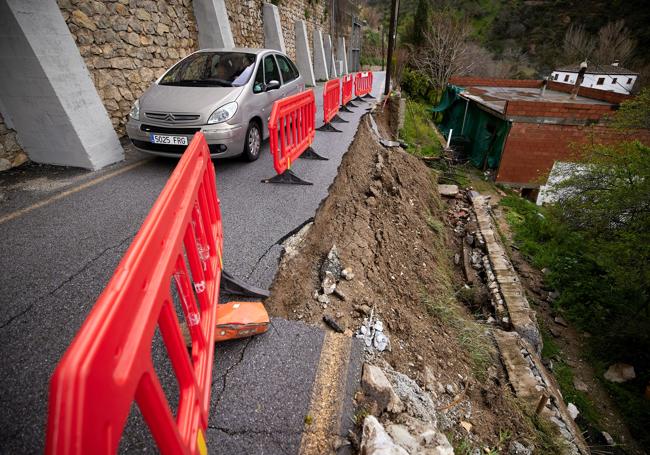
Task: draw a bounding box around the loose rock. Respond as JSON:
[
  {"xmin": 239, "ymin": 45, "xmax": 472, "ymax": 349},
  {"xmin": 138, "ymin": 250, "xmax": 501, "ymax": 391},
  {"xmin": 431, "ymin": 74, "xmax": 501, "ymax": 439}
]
[
  {"xmin": 554, "ymin": 316, "xmax": 568, "ymax": 327},
  {"xmin": 320, "ymin": 245, "xmax": 343, "ymax": 281},
  {"xmin": 573, "ymin": 378, "xmax": 589, "ymax": 392},
  {"xmin": 323, "ymin": 315, "xmax": 344, "ymax": 333},
  {"xmin": 341, "ymin": 267, "xmax": 355, "ymax": 281},
  {"xmin": 322, "ymin": 271, "xmax": 337, "ymax": 295},
  {"xmin": 438, "ymin": 184, "xmax": 459, "ymax": 197},
  {"xmin": 333, "ymin": 288, "xmax": 347, "ymax": 301},
  {"xmin": 604, "ymin": 363, "xmax": 636, "ymax": 383},
  {"xmin": 509, "ymin": 441, "xmax": 533, "ymax": 455},
  {"xmin": 601, "ymin": 431, "xmax": 615, "ymax": 446},
  {"xmin": 567, "ymin": 403, "xmax": 579, "ymax": 420}
]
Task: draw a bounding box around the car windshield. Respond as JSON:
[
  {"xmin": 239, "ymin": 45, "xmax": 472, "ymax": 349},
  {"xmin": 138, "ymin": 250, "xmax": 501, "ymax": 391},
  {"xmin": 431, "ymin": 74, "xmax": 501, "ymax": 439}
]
[{"xmin": 159, "ymin": 52, "xmax": 257, "ymax": 87}]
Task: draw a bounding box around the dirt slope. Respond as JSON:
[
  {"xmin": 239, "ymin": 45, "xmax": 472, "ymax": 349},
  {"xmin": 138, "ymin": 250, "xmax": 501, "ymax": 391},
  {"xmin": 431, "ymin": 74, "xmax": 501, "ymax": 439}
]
[{"xmin": 267, "ymin": 116, "xmax": 540, "ymax": 451}]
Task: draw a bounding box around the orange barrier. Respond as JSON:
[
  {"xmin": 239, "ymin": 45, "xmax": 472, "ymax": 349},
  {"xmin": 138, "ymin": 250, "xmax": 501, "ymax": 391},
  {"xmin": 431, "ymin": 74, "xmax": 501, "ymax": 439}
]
[
  {"xmin": 322, "ymin": 78, "xmax": 340, "ymax": 124},
  {"xmin": 262, "ymin": 89, "xmax": 326, "ymax": 185},
  {"xmin": 341, "ymin": 74, "xmax": 356, "ymax": 112},
  {"xmin": 318, "ymin": 78, "xmax": 347, "ymax": 132},
  {"xmin": 354, "ymin": 71, "xmax": 374, "ymax": 100},
  {"xmin": 46, "ymin": 133, "xmax": 222, "ymax": 455}
]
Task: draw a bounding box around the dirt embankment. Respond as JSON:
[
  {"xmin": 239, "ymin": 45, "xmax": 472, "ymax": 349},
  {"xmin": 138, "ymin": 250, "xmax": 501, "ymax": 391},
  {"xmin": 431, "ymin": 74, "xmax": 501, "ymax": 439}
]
[{"xmin": 266, "ymin": 115, "xmax": 537, "ymax": 451}]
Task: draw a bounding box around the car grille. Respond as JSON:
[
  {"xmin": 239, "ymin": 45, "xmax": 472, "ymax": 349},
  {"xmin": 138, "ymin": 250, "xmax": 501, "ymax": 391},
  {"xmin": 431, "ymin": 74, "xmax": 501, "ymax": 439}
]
[
  {"xmin": 140, "ymin": 124, "xmax": 202, "ymax": 134},
  {"xmin": 132, "ymin": 140, "xmax": 225, "ymax": 155},
  {"xmin": 144, "ymin": 112, "xmax": 201, "ymax": 123}
]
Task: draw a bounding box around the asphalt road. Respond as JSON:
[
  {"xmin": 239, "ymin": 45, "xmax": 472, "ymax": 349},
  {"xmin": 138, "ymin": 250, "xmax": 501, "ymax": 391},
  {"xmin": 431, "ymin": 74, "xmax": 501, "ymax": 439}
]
[{"xmin": 0, "ymin": 72, "xmax": 384, "ymax": 453}]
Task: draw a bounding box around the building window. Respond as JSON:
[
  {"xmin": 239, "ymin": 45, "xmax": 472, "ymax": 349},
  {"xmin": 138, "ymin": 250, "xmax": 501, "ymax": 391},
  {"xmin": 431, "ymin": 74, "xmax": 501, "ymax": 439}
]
[
  {"xmin": 628, "ymin": 77, "xmax": 633, "ymax": 84},
  {"xmin": 612, "ymin": 77, "xmax": 617, "ymax": 84},
  {"xmin": 597, "ymin": 77, "xmax": 605, "ymax": 85},
  {"xmin": 564, "ymin": 74, "xmax": 570, "ymax": 82}
]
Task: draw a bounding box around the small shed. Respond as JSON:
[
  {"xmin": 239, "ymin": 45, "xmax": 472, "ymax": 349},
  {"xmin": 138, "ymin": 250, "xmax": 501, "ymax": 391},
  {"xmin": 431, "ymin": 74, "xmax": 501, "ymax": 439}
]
[{"xmin": 433, "ymin": 77, "xmax": 636, "ymax": 187}]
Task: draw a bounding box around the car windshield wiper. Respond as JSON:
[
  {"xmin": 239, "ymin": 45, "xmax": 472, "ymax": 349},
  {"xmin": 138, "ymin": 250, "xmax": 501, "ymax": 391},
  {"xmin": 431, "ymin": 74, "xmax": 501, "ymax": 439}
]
[{"xmin": 160, "ymin": 79, "xmax": 232, "ymax": 87}]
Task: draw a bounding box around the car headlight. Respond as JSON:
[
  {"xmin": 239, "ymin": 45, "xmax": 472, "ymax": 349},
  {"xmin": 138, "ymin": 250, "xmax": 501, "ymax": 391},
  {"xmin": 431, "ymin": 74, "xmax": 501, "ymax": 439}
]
[
  {"xmin": 207, "ymin": 102, "xmax": 238, "ymax": 124},
  {"xmin": 129, "ymin": 100, "xmax": 140, "ymax": 120}
]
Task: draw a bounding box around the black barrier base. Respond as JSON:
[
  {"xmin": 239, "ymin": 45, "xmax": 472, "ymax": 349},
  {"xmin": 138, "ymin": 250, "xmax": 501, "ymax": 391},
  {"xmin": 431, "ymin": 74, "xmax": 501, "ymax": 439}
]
[
  {"xmin": 362, "ymin": 94, "xmax": 376, "ymax": 100},
  {"xmin": 221, "ymin": 270, "xmax": 270, "ymax": 298},
  {"xmin": 331, "ymin": 114, "xmax": 349, "ymax": 124},
  {"xmin": 316, "ymin": 123, "xmax": 342, "ymax": 133},
  {"xmin": 261, "ymin": 169, "xmax": 313, "ymax": 185},
  {"xmin": 347, "ymin": 101, "xmax": 359, "ymax": 108},
  {"xmin": 353, "ymin": 96, "xmax": 366, "ymax": 103},
  {"xmin": 340, "ymin": 105, "xmax": 354, "ymax": 113},
  {"xmin": 300, "ymin": 147, "xmax": 328, "ymax": 160}
]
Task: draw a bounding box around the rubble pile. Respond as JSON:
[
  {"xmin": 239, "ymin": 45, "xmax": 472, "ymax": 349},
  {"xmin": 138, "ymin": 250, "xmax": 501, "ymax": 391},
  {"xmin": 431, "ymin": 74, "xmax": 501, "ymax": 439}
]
[{"xmin": 359, "ymin": 362, "xmax": 454, "ymax": 455}]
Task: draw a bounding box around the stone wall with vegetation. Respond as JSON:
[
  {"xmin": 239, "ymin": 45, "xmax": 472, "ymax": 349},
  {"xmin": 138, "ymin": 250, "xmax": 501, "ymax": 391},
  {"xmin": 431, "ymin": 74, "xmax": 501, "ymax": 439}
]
[
  {"xmin": 225, "ymin": 0, "xmax": 329, "ymax": 61},
  {"xmin": 0, "ymin": 115, "xmax": 27, "ymax": 172},
  {"xmin": 56, "ymin": 0, "xmax": 199, "ymax": 134}
]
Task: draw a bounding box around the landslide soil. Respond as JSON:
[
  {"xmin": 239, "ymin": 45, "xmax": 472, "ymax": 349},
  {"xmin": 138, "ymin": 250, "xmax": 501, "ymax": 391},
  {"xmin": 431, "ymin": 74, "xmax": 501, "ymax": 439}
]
[{"xmin": 266, "ymin": 114, "xmax": 535, "ymax": 449}]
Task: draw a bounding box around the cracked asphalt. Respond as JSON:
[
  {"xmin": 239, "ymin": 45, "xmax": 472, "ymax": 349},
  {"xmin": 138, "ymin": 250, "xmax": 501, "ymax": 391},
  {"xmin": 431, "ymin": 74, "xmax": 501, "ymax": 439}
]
[{"xmin": 0, "ymin": 72, "xmax": 384, "ymax": 453}]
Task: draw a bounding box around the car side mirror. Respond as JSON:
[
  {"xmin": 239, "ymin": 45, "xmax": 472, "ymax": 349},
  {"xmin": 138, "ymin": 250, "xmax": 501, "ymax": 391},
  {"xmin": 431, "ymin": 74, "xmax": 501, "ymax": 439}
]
[{"xmin": 265, "ymin": 80, "xmax": 280, "ymax": 91}]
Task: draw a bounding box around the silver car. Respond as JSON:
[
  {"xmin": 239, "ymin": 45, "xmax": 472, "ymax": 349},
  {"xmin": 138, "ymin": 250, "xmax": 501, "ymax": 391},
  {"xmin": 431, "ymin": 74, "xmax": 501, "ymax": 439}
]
[{"xmin": 126, "ymin": 48, "xmax": 304, "ymax": 161}]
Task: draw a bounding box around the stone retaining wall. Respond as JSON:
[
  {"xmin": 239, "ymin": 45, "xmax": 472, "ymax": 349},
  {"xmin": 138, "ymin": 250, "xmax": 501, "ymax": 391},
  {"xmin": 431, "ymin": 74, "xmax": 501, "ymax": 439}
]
[
  {"xmin": 55, "ymin": 0, "xmax": 328, "ymax": 137},
  {"xmin": 56, "ymin": 0, "xmax": 200, "ymax": 134},
  {"xmin": 470, "ymin": 194, "xmax": 542, "ymax": 353},
  {"xmin": 1, "ymin": 1, "xmax": 333, "ymax": 172},
  {"xmin": 0, "ymin": 115, "xmax": 27, "ymax": 172}
]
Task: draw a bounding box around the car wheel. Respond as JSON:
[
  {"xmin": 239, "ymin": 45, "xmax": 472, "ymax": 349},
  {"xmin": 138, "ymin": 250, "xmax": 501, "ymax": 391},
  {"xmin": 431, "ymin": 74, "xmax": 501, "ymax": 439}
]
[{"xmin": 243, "ymin": 121, "xmax": 261, "ymax": 162}]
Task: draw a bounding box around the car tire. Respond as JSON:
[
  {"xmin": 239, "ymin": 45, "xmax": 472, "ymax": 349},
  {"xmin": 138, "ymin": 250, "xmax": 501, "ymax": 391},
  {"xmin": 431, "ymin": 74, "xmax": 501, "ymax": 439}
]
[{"xmin": 243, "ymin": 121, "xmax": 262, "ymax": 162}]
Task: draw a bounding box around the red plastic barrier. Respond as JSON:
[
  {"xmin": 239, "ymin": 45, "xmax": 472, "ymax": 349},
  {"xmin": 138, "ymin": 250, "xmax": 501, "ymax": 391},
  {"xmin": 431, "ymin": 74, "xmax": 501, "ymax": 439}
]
[
  {"xmin": 355, "ymin": 71, "xmax": 373, "ymax": 97},
  {"xmin": 342, "ymin": 74, "xmax": 354, "ymax": 106},
  {"xmin": 322, "ymin": 78, "xmax": 341, "ymax": 124},
  {"xmin": 46, "ymin": 133, "xmax": 222, "ymax": 455},
  {"xmin": 268, "ymin": 89, "xmax": 317, "ymax": 175}
]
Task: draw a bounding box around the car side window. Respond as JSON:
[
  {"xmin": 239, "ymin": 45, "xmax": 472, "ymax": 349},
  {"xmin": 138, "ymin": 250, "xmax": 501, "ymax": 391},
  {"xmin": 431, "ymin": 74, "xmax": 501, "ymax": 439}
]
[
  {"xmin": 288, "ymin": 58, "xmax": 300, "ymax": 80},
  {"xmin": 264, "ymin": 55, "xmax": 281, "ymax": 85},
  {"xmin": 276, "ymin": 55, "xmax": 296, "ymax": 83},
  {"xmin": 253, "ymin": 60, "xmax": 265, "ymax": 93}
]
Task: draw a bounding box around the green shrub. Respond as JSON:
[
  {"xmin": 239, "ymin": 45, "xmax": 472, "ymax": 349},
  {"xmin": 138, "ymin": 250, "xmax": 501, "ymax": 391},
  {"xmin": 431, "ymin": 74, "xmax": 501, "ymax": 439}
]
[
  {"xmin": 400, "ymin": 98, "xmax": 442, "ymax": 158},
  {"xmin": 400, "ymin": 68, "xmax": 439, "ymax": 104}
]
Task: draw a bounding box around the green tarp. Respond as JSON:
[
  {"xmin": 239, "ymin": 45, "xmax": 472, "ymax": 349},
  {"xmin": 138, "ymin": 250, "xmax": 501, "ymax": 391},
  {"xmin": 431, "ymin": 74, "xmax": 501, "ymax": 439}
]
[
  {"xmin": 431, "ymin": 84, "xmax": 464, "ymax": 112},
  {"xmin": 433, "ymin": 85, "xmax": 510, "ymax": 170}
]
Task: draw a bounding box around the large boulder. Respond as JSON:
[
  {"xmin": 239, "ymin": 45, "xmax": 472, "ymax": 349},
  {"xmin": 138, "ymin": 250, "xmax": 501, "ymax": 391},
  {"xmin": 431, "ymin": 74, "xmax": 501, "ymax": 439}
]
[
  {"xmin": 360, "ymin": 416, "xmax": 408, "ymax": 455},
  {"xmin": 603, "ymin": 363, "xmax": 636, "ymax": 383},
  {"xmin": 386, "ymin": 414, "xmax": 453, "ymax": 455},
  {"xmin": 362, "ymin": 364, "xmax": 404, "ymax": 415}
]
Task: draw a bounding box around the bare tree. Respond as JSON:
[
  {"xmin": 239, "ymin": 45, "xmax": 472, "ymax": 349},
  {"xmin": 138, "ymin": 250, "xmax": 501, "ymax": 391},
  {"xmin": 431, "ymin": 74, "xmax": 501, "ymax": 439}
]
[
  {"xmin": 411, "ymin": 11, "xmax": 472, "ymax": 91},
  {"xmin": 592, "ymin": 20, "xmax": 636, "ymax": 65},
  {"xmin": 563, "ymin": 24, "xmax": 596, "ymax": 64}
]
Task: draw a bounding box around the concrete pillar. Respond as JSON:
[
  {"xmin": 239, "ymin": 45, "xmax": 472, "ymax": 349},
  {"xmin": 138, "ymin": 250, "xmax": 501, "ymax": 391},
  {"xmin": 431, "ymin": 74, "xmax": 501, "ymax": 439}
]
[
  {"xmin": 193, "ymin": 0, "xmax": 235, "ymax": 49},
  {"xmin": 294, "ymin": 20, "xmax": 315, "ymax": 86},
  {"xmin": 337, "ymin": 37, "xmax": 348, "ymax": 75},
  {"xmin": 263, "ymin": 3, "xmax": 286, "ymax": 53},
  {"xmin": 312, "ymin": 29, "xmax": 329, "ymax": 82},
  {"xmin": 0, "ymin": 0, "xmax": 122, "ymax": 170},
  {"xmin": 324, "ymin": 34, "xmax": 337, "ymax": 78}
]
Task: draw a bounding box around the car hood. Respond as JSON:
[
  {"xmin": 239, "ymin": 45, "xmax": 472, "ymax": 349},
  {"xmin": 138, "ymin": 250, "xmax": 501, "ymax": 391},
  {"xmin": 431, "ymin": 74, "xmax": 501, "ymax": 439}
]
[{"xmin": 139, "ymin": 84, "xmax": 244, "ymax": 124}]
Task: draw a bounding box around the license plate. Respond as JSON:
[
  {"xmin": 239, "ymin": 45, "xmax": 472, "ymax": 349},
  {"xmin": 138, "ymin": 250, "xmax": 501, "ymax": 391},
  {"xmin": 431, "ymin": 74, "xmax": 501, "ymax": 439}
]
[{"xmin": 149, "ymin": 134, "xmax": 188, "ymax": 145}]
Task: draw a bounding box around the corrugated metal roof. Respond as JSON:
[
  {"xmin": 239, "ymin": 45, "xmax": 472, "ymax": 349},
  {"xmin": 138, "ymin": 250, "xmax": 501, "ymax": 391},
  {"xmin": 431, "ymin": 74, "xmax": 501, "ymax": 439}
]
[{"xmin": 554, "ymin": 63, "xmax": 638, "ymax": 75}]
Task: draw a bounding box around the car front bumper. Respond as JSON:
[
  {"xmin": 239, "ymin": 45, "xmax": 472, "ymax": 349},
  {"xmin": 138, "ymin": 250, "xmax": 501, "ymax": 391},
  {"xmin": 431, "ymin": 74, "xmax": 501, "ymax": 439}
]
[{"xmin": 126, "ymin": 119, "xmax": 246, "ymax": 158}]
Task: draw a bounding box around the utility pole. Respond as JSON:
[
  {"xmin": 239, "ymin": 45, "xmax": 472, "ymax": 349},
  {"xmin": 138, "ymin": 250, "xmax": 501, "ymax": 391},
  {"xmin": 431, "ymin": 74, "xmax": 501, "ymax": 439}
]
[
  {"xmin": 384, "ymin": 0, "xmax": 399, "ymax": 96},
  {"xmin": 381, "ymin": 26, "xmax": 385, "ymax": 71}
]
